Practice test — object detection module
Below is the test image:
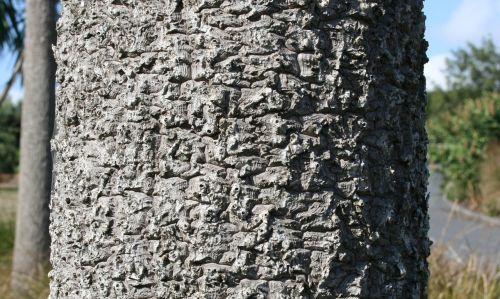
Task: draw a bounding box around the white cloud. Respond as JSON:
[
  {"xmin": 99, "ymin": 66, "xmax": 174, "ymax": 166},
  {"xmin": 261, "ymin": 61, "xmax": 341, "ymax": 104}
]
[
  {"xmin": 425, "ymin": 54, "xmax": 449, "ymax": 90},
  {"xmin": 441, "ymin": 0, "xmax": 500, "ymax": 45}
]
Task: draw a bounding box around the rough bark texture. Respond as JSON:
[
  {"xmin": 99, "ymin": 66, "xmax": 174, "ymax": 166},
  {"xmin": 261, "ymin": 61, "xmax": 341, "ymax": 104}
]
[
  {"xmin": 51, "ymin": 0, "xmax": 429, "ymax": 298},
  {"xmin": 12, "ymin": 0, "xmax": 56, "ymax": 292}
]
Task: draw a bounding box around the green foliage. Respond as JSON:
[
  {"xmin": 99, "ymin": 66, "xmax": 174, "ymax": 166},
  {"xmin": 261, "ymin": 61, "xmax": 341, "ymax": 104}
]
[
  {"xmin": 428, "ymin": 38, "xmax": 500, "ymax": 119},
  {"xmin": 0, "ymin": 99, "xmax": 21, "ymax": 173},
  {"xmin": 427, "ymin": 38, "xmax": 500, "ymax": 210},
  {"xmin": 446, "ymin": 38, "xmax": 500, "ymax": 98},
  {"xmin": 0, "ymin": 0, "xmax": 23, "ymax": 53},
  {"xmin": 428, "ymin": 94, "xmax": 500, "ymax": 201},
  {"xmin": 427, "ymin": 88, "xmax": 460, "ymax": 120}
]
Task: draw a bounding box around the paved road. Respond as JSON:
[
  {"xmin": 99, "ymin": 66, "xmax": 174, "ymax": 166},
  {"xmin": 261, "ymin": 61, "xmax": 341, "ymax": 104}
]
[{"xmin": 428, "ymin": 172, "xmax": 500, "ymax": 266}]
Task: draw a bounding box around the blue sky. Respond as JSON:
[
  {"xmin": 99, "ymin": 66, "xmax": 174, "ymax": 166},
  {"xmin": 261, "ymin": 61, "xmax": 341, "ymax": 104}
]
[
  {"xmin": 1, "ymin": 0, "xmax": 500, "ymax": 101},
  {"xmin": 425, "ymin": 0, "xmax": 500, "ymax": 89}
]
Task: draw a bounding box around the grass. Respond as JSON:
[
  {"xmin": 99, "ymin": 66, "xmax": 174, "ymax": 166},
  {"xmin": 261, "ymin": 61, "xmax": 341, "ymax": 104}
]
[
  {"xmin": 0, "ymin": 186, "xmax": 49, "ymax": 299},
  {"xmin": 0, "ymin": 219, "xmax": 50, "ymax": 299},
  {"xmin": 429, "ymin": 246, "xmax": 500, "ymax": 299},
  {"xmin": 0, "ymin": 221, "xmax": 15, "ymax": 299},
  {"xmin": 0, "ymin": 182, "xmax": 16, "ymax": 298},
  {"xmin": 0, "ymin": 189, "xmax": 499, "ymax": 298},
  {"xmin": 0, "ymin": 188, "xmax": 16, "ymax": 222},
  {"xmin": 0, "ymin": 186, "xmax": 17, "ymax": 298}
]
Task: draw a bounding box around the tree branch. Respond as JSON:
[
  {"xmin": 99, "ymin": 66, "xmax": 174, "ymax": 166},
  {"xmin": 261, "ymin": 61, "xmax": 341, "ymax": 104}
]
[{"xmin": 0, "ymin": 53, "xmax": 23, "ymax": 106}]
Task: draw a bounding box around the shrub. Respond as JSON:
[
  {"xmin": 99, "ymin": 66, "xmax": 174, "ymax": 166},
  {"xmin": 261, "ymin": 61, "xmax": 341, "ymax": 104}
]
[
  {"xmin": 428, "ymin": 246, "xmax": 500, "ymax": 299},
  {"xmin": 428, "ymin": 94, "xmax": 500, "ymax": 202},
  {"xmin": 0, "ymin": 99, "xmax": 21, "ymax": 173}
]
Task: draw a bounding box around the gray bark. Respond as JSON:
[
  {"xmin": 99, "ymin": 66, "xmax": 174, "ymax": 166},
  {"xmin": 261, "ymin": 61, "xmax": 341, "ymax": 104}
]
[
  {"xmin": 51, "ymin": 0, "xmax": 429, "ymax": 298},
  {"xmin": 11, "ymin": 0, "xmax": 57, "ymax": 293}
]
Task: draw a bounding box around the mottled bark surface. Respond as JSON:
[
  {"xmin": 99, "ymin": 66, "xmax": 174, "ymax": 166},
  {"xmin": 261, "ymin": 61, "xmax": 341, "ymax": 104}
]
[
  {"xmin": 12, "ymin": 0, "xmax": 56, "ymax": 292},
  {"xmin": 51, "ymin": 0, "xmax": 429, "ymax": 298}
]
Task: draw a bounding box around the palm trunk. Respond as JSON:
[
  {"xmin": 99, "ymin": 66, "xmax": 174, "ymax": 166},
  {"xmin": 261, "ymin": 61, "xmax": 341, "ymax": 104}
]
[
  {"xmin": 11, "ymin": 0, "xmax": 56, "ymax": 293},
  {"xmin": 51, "ymin": 1, "xmax": 429, "ymax": 298}
]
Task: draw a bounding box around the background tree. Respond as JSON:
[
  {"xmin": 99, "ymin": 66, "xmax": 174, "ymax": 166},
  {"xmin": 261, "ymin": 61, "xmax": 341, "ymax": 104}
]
[
  {"xmin": 427, "ymin": 38, "xmax": 500, "ymax": 117},
  {"xmin": 0, "ymin": 99, "xmax": 21, "ymax": 173},
  {"xmin": 0, "ymin": 0, "xmax": 23, "ymax": 175},
  {"xmin": 11, "ymin": 0, "xmax": 56, "ymax": 293},
  {"xmin": 446, "ymin": 38, "xmax": 500, "ymax": 97},
  {"xmin": 51, "ymin": 0, "xmax": 429, "ymax": 298},
  {"xmin": 0, "ymin": 0, "xmax": 23, "ymax": 53},
  {"xmin": 0, "ymin": 0, "xmax": 23, "ymax": 106},
  {"xmin": 427, "ymin": 38, "xmax": 500, "ymax": 216}
]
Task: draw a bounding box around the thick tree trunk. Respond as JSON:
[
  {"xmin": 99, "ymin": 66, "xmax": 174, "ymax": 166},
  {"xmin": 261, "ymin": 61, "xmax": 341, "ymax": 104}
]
[
  {"xmin": 51, "ymin": 0, "xmax": 429, "ymax": 298},
  {"xmin": 12, "ymin": 0, "xmax": 56, "ymax": 293}
]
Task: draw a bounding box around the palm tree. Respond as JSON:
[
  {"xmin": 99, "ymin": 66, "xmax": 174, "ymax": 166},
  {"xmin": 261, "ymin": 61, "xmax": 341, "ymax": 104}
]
[
  {"xmin": 50, "ymin": 1, "xmax": 430, "ymax": 297},
  {"xmin": 0, "ymin": 0, "xmax": 23, "ymax": 106},
  {"xmin": 0, "ymin": 0, "xmax": 22, "ymax": 52},
  {"xmin": 11, "ymin": 0, "xmax": 56, "ymax": 294}
]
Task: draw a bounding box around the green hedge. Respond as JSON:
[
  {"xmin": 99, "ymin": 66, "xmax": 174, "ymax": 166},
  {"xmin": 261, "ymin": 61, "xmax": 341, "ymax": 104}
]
[
  {"xmin": 0, "ymin": 100, "xmax": 21, "ymax": 173},
  {"xmin": 428, "ymin": 94, "xmax": 500, "ymax": 201}
]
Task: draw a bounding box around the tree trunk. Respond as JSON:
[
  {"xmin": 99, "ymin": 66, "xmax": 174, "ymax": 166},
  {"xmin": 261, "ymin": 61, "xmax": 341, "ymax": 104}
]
[
  {"xmin": 51, "ymin": 1, "xmax": 429, "ymax": 298},
  {"xmin": 11, "ymin": 0, "xmax": 56, "ymax": 293}
]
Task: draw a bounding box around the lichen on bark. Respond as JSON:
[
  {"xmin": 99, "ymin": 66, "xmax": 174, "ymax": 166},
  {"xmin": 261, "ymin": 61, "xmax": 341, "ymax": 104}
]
[{"xmin": 51, "ymin": 0, "xmax": 429, "ymax": 298}]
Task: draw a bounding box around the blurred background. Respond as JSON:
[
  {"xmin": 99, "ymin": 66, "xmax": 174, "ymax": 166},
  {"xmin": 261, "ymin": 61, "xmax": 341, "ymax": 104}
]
[{"xmin": 0, "ymin": 0, "xmax": 499, "ymax": 298}]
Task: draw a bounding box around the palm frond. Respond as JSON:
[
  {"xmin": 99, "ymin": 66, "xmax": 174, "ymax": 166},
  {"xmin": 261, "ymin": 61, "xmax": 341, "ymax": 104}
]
[{"xmin": 0, "ymin": 0, "xmax": 24, "ymax": 54}]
